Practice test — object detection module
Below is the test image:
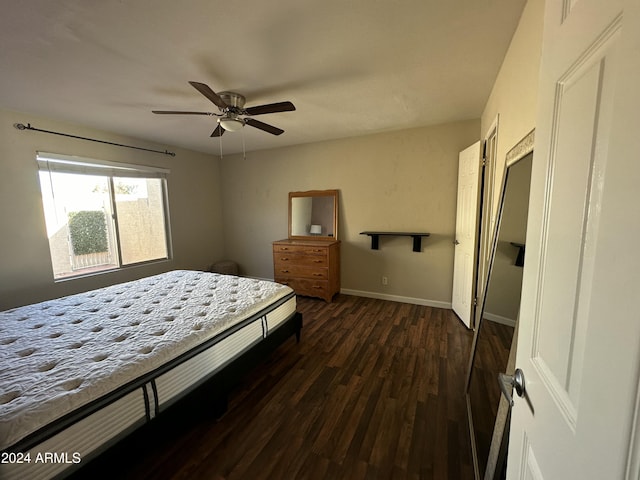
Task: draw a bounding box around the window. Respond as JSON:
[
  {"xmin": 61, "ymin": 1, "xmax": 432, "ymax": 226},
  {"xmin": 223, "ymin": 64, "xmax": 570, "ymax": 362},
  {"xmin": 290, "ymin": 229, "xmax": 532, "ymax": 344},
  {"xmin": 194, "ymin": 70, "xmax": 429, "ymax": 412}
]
[{"xmin": 37, "ymin": 153, "xmax": 171, "ymax": 279}]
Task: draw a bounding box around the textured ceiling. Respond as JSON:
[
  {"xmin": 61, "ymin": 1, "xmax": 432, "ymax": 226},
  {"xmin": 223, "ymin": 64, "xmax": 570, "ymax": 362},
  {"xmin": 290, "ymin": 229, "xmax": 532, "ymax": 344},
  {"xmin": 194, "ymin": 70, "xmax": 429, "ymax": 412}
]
[{"xmin": 0, "ymin": 0, "xmax": 526, "ymax": 155}]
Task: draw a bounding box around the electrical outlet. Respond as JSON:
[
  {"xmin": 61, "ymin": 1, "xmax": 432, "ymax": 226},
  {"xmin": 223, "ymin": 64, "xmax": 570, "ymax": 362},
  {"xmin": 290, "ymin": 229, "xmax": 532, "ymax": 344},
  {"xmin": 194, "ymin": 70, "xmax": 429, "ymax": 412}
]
[{"xmin": 382, "ymin": 276, "xmax": 388, "ymax": 286}]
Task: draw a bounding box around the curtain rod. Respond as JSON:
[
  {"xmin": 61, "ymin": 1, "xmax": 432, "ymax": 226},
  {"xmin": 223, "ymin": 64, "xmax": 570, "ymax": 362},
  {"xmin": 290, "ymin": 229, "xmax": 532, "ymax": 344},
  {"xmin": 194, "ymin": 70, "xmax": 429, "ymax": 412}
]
[{"xmin": 13, "ymin": 123, "xmax": 176, "ymax": 157}]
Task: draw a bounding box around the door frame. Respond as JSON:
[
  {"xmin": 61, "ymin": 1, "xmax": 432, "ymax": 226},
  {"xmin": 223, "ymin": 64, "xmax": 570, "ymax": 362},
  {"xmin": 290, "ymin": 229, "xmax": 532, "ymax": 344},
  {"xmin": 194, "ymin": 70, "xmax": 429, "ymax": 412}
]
[{"xmin": 474, "ymin": 115, "xmax": 499, "ymax": 329}]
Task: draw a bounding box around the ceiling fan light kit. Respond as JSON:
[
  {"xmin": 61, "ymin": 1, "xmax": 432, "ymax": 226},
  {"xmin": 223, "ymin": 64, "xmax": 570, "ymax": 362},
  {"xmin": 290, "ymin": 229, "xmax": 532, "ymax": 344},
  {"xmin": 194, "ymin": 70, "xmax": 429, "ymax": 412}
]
[
  {"xmin": 152, "ymin": 81, "xmax": 295, "ymax": 139},
  {"xmin": 219, "ymin": 116, "xmax": 244, "ymax": 132}
]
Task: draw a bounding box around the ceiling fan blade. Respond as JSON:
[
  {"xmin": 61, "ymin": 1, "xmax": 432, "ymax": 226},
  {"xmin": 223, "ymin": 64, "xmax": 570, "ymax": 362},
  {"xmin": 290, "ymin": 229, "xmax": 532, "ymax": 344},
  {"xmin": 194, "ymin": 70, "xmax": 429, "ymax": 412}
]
[
  {"xmin": 189, "ymin": 81, "xmax": 228, "ymax": 109},
  {"xmin": 152, "ymin": 110, "xmax": 212, "ymax": 115},
  {"xmin": 245, "ymin": 101, "xmax": 296, "ymax": 116},
  {"xmin": 210, "ymin": 125, "xmax": 225, "ymax": 137},
  {"xmin": 245, "ymin": 118, "xmax": 284, "ymax": 136}
]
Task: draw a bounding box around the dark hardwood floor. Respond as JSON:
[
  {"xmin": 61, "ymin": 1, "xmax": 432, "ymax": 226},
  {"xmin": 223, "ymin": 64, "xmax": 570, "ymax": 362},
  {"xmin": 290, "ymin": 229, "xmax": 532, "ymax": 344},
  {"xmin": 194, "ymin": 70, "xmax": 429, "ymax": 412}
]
[{"xmin": 70, "ymin": 294, "xmax": 475, "ymax": 480}]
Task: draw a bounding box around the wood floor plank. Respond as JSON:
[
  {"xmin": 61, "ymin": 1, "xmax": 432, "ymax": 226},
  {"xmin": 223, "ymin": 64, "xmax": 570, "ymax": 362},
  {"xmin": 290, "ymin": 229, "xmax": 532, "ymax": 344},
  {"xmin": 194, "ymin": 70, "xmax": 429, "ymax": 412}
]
[{"xmin": 70, "ymin": 294, "xmax": 475, "ymax": 479}]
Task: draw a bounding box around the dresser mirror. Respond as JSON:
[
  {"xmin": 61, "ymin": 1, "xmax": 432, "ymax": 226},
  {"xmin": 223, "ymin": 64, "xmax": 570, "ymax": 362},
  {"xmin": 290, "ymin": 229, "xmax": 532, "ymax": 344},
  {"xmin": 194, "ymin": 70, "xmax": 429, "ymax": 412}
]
[
  {"xmin": 466, "ymin": 130, "xmax": 534, "ymax": 480},
  {"xmin": 288, "ymin": 189, "xmax": 338, "ymax": 240}
]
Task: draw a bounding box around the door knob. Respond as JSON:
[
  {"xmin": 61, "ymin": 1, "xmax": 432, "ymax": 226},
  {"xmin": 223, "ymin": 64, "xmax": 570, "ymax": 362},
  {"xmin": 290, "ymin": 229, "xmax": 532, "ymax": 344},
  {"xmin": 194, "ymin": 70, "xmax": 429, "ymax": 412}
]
[{"xmin": 498, "ymin": 368, "xmax": 526, "ymax": 406}]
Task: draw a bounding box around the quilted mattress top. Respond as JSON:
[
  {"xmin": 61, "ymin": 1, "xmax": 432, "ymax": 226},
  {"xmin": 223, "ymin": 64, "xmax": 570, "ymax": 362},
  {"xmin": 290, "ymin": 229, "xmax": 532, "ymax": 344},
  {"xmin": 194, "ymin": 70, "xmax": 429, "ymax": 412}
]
[{"xmin": 0, "ymin": 270, "xmax": 293, "ymax": 451}]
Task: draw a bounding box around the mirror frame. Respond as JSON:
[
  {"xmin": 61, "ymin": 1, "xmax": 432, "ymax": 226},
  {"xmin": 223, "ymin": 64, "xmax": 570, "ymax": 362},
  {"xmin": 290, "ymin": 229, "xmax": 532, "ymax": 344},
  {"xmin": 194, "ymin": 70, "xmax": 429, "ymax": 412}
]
[
  {"xmin": 465, "ymin": 129, "xmax": 535, "ymax": 480},
  {"xmin": 288, "ymin": 189, "xmax": 339, "ymax": 241}
]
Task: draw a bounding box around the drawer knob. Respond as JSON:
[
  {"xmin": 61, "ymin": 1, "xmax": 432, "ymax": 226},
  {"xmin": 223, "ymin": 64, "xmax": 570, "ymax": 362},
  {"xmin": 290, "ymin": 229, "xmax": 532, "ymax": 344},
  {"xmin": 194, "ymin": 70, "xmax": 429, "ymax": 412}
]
[
  {"xmin": 280, "ymin": 257, "xmax": 289, "ymax": 261},
  {"xmin": 281, "ymin": 270, "xmax": 290, "ymax": 273}
]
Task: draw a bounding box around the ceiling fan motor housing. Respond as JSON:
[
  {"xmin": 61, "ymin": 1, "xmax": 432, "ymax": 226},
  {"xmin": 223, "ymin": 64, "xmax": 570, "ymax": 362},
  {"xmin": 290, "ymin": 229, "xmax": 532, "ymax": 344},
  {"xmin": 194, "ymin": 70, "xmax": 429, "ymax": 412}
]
[
  {"xmin": 219, "ymin": 92, "xmax": 246, "ymax": 111},
  {"xmin": 217, "ymin": 92, "xmax": 246, "ymax": 131}
]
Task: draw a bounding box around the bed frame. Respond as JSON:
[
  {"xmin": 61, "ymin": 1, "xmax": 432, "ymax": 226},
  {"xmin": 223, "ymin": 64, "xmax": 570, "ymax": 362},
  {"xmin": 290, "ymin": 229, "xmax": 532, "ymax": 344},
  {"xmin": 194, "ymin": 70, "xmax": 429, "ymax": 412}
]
[{"xmin": 0, "ymin": 273, "xmax": 302, "ymax": 480}]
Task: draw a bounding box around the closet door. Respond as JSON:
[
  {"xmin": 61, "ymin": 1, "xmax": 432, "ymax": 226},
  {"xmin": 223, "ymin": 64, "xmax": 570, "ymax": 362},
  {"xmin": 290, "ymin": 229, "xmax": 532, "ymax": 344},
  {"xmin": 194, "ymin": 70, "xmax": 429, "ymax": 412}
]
[{"xmin": 452, "ymin": 141, "xmax": 481, "ymax": 328}]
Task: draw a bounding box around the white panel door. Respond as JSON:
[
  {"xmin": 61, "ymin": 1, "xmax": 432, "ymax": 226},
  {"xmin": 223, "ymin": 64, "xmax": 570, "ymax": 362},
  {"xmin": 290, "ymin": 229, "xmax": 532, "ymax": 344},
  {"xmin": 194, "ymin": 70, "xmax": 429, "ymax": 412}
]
[
  {"xmin": 508, "ymin": 0, "xmax": 640, "ymax": 478},
  {"xmin": 452, "ymin": 141, "xmax": 481, "ymax": 329}
]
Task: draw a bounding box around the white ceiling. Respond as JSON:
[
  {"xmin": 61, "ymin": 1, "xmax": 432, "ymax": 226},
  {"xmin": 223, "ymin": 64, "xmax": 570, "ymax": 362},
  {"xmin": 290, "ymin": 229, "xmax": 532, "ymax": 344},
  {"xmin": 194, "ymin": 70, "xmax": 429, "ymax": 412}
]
[{"xmin": 0, "ymin": 0, "xmax": 526, "ymax": 155}]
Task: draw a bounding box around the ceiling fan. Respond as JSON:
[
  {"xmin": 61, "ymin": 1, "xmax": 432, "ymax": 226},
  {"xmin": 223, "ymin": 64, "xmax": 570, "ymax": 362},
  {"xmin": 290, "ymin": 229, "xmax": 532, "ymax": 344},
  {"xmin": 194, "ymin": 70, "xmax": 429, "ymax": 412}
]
[{"xmin": 152, "ymin": 81, "xmax": 295, "ymax": 137}]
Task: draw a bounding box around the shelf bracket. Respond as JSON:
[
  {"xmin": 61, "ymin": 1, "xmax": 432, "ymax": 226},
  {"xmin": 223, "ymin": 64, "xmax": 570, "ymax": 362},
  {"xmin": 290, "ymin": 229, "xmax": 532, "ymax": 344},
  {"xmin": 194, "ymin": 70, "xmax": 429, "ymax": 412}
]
[{"xmin": 510, "ymin": 242, "xmax": 526, "ymax": 267}]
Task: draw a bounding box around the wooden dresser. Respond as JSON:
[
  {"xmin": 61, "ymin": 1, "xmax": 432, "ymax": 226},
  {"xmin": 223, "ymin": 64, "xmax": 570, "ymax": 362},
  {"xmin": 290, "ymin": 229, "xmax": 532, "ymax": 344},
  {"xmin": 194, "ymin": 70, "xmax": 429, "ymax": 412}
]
[{"xmin": 273, "ymin": 239, "xmax": 340, "ymax": 302}]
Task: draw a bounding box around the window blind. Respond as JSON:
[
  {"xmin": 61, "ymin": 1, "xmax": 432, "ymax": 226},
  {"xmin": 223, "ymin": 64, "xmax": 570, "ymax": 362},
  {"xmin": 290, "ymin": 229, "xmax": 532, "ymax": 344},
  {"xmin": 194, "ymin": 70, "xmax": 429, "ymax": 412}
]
[{"xmin": 36, "ymin": 152, "xmax": 170, "ymax": 179}]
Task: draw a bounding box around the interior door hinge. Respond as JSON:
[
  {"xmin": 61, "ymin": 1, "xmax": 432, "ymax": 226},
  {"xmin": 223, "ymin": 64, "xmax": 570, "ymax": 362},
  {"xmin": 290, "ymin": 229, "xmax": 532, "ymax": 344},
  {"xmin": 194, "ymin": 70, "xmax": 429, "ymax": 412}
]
[
  {"xmin": 473, "ymin": 297, "xmax": 478, "ymax": 307},
  {"xmin": 482, "ymin": 141, "xmax": 487, "ymax": 166}
]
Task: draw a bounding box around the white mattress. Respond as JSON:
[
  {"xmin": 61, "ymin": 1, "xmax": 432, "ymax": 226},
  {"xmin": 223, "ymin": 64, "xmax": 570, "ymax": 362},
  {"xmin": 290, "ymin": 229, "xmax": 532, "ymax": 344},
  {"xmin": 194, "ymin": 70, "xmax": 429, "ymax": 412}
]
[{"xmin": 0, "ymin": 270, "xmax": 295, "ymax": 454}]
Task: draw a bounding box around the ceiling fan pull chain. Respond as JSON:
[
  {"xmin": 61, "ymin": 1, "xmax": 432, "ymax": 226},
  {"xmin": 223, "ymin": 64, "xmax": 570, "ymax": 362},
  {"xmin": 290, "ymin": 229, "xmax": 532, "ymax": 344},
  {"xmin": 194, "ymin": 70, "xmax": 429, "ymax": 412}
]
[
  {"xmin": 242, "ymin": 127, "xmax": 247, "ymax": 161},
  {"xmin": 219, "ymin": 129, "xmax": 224, "ymax": 159}
]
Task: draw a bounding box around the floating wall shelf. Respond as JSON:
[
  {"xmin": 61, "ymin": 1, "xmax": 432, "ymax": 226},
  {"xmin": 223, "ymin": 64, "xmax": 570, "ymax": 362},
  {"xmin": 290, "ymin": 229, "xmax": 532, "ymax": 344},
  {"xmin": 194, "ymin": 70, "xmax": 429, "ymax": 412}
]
[{"xmin": 360, "ymin": 231, "xmax": 431, "ymax": 252}]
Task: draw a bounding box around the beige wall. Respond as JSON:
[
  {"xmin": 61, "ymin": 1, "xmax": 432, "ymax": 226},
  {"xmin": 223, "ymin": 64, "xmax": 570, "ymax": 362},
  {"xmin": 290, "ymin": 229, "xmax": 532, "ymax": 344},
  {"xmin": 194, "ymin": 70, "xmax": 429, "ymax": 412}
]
[
  {"xmin": 217, "ymin": 0, "xmax": 543, "ymax": 308},
  {"xmin": 220, "ymin": 120, "xmax": 479, "ymax": 307},
  {"xmin": 0, "ymin": 108, "xmax": 225, "ymax": 310},
  {"xmin": 482, "ymin": 0, "xmax": 545, "ymax": 201},
  {"xmin": 478, "ymin": 0, "xmax": 544, "ymax": 317}
]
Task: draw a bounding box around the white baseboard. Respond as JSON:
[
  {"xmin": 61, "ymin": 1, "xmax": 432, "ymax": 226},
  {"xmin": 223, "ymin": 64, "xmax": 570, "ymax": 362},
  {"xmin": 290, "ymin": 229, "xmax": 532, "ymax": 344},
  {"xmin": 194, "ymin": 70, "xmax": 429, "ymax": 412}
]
[
  {"xmin": 483, "ymin": 311, "xmax": 517, "ymax": 327},
  {"xmin": 340, "ymin": 288, "xmax": 452, "ymax": 310},
  {"xmin": 255, "ymin": 278, "xmax": 453, "ymax": 310}
]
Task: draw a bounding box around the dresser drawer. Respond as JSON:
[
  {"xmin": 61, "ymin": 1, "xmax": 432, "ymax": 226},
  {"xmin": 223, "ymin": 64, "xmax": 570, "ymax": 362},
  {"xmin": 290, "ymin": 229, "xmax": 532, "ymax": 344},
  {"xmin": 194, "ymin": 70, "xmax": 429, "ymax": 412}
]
[
  {"xmin": 273, "ymin": 244, "xmax": 327, "ymax": 256},
  {"xmin": 275, "ymin": 277, "xmax": 329, "ymax": 298},
  {"xmin": 273, "ymin": 252, "xmax": 327, "ymax": 268},
  {"xmin": 273, "ymin": 264, "xmax": 328, "ymax": 280}
]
